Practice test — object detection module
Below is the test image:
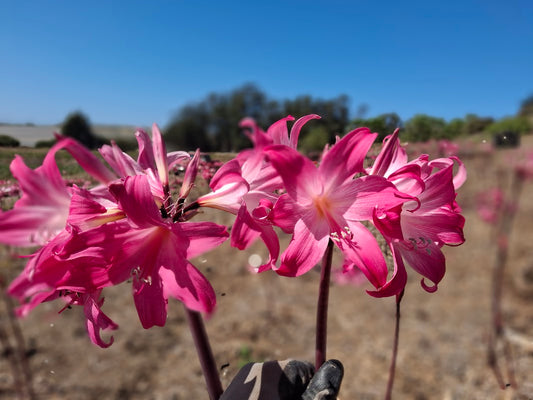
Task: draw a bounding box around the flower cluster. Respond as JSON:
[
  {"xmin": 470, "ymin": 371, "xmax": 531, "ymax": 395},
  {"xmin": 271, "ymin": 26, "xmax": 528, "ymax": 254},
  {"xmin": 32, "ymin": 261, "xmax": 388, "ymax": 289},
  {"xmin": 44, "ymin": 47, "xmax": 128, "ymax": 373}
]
[{"xmin": 0, "ymin": 116, "xmax": 465, "ymax": 348}]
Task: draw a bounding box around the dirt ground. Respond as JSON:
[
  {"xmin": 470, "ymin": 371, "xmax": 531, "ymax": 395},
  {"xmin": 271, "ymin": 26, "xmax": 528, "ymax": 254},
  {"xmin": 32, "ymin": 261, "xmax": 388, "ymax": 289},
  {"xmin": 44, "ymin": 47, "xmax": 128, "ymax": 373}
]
[{"xmin": 2, "ymin": 137, "xmax": 533, "ymax": 400}]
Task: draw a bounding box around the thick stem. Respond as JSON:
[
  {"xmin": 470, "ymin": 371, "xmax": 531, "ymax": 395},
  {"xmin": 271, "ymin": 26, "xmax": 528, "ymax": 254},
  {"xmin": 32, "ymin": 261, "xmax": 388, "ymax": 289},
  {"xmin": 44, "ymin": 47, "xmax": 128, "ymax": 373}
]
[
  {"xmin": 315, "ymin": 240, "xmax": 334, "ymax": 370},
  {"xmin": 385, "ymin": 291, "xmax": 403, "ymax": 400},
  {"xmin": 185, "ymin": 308, "xmax": 223, "ymax": 400}
]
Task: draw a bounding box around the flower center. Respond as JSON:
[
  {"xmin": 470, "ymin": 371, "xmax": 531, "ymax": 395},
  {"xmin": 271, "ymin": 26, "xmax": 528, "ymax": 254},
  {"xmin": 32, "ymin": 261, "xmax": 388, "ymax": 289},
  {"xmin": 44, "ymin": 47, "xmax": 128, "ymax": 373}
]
[{"xmin": 313, "ymin": 195, "xmax": 332, "ymax": 219}]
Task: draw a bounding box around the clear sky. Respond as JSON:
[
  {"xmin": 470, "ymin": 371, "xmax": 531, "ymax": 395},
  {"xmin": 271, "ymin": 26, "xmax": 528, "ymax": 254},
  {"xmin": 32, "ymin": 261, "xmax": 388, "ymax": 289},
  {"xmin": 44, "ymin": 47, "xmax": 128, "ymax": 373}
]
[{"xmin": 1, "ymin": 0, "xmax": 532, "ymax": 128}]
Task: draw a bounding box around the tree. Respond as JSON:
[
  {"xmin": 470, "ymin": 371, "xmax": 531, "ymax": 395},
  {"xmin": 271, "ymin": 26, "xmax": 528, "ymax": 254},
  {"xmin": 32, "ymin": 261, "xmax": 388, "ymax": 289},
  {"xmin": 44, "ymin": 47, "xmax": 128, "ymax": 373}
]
[
  {"xmin": 487, "ymin": 116, "xmax": 531, "ymax": 135},
  {"xmin": 0, "ymin": 134, "xmax": 20, "ymax": 147},
  {"xmin": 402, "ymin": 114, "xmax": 446, "ymax": 142},
  {"xmin": 518, "ymin": 94, "xmax": 533, "ymax": 117},
  {"xmin": 443, "ymin": 118, "xmax": 466, "ymax": 138},
  {"xmin": 349, "ymin": 113, "xmax": 402, "ymax": 141},
  {"xmin": 164, "ymin": 84, "xmax": 349, "ymax": 152},
  {"xmin": 61, "ymin": 111, "xmax": 100, "ymax": 149},
  {"xmin": 164, "ymin": 103, "xmax": 211, "ymax": 151},
  {"xmin": 463, "ymin": 113, "xmax": 494, "ymax": 135}
]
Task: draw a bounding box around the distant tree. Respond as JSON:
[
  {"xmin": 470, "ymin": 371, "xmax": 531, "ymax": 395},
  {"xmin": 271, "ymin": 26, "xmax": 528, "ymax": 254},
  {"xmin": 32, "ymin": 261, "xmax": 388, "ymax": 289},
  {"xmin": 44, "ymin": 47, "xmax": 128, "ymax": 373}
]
[
  {"xmin": 487, "ymin": 116, "xmax": 532, "ymax": 135},
  {"xmin": 402, "ymin": 114, "xmax": 446, "ymax": 142},
  {"xmin": 61, "ymin": 111, "xmax": 100, "ymax": 149},
  {"xmin": 349, "ymin": 113, "xmax": 402, "ymax": 141},
  {"xmin": 0, "ymin": 134, "xmax": 20, "ymax": 147},
  {"xmin": 443, "ymin": 118, "xmax": 466, "ymax": 138},
  {"xmin": 165, "ymin": 84, "xmax": 349, "ymax": 152},
  {"xmin": 299, "ymin": 126, "xmax": 329, "ymax": 154},
  {"xmin": 463, "ymin": 113, "xmax": 494, "ymax": 135},
  {"xmin": 165, "ymin": 83, "xmax": 277, "ymax": 152},
  {"xmin": 518, "ymin": 94, "xmax": 533, "ymax": 117},
  {"xmin": 165, "ymin": 103, "xmax": 211, "ymax": 151}
]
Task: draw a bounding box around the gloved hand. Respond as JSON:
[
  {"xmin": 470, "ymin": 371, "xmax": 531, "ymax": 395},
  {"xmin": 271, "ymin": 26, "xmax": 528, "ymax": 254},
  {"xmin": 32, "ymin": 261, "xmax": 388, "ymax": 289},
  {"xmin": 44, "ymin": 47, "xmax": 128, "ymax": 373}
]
[{"xmin": 220, "ymin": 359, "xmax": 343, "ymax": 400}]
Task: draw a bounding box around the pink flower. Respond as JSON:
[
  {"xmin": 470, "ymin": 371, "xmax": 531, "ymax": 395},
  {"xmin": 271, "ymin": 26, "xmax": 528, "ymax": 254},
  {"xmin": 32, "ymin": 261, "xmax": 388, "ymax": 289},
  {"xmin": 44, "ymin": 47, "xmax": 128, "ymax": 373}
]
[
  {"xmin": 73, "ymin": 175, "xmax": 227, "ymax": 327},
  {"xmin": 264, "ymin": 128, "xmax": 411, "ymax": 290},
  {"xmin": 367, "ymin": 130, "xmax": 466, "ymax": 296},
  {"xmin": 0, "ymin": 136, "xmax": 115, "ymax": 247},
  {"xmin": 199, "ymin": 115, "xmax": 321, "ymax": 272}
]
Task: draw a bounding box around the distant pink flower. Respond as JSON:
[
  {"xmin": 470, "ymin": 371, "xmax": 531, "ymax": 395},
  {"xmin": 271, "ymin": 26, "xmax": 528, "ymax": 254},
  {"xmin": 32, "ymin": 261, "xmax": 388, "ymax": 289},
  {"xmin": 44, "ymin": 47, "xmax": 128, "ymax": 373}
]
[
  {"xmin": 264, "ymin": 128, "xmax": 411, "ymax": 290},
  {"xmin": 476, "ymin": 188, "xmax": 505, "ymax": 224}
]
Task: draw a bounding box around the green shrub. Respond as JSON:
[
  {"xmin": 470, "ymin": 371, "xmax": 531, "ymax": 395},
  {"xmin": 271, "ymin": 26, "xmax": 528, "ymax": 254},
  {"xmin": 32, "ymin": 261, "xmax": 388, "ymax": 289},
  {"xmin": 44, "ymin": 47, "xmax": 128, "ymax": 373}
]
[
  {"xmin": 35, "ymin": 138, "xmax": 57, "ymax": 148},
  {"xmin": 0, "ymin": 134, "xmax": 20, "ymax": 147},
  {"xmin": 487, "ymin": 116, "xmax": 532, "ymax": 135}
]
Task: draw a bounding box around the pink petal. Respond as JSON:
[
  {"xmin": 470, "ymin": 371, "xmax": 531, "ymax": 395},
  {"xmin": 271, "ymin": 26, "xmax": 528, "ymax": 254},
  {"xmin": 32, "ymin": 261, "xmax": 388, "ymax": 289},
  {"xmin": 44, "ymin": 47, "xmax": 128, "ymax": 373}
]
[
  {"xmin": 99, "ymin": 142, "xmax": 141, "ymax": 178},
  {"xmin": 269, "ymin": 194, "xmax": 301, "ymax": 233},
  {"xmin": 276, "ymin": 219, "xmax": 329, "ymax": 277},
  {"xmin": 335, "ymin": 175, "xmax": 411, "ymax": 221},
  {"xmin": 289, "ymin": 114, "xmax": 321, "ymax": 149},
  {"xmin": 151, "ymin": 123, "xmax": 169, "ymax": 187},
  {"xmin": 369, "ymin": 129, "xmax": 401, "ymax": 177},
  {"xmin": 160, "ymin": 262, "xmax": 216, "ymax": 314},
  {"xmin": 178, "ymin": 221, "xmax": 229, "ymax": 259},
  {"xmin": 398, "ymin": 240, "xmax": 446, "ymax": 292},
  {"xmin": 264, "ymin": 145, "xmax": 320, "ymax": 205},
  {"xmin": 135, "ymin": 129, "xmax": 156, "ymax": 171},
  {"xmin": 367, "ymin": 243, "xmax": 408, "ymax": 298},
  {"xmin": 401, "ymin": 209, "xmax": 465, "ymax": 246},
  {"xmin": 267, "ymin": 115, "xmax": 294, "ymax": 146},
  {"xmin": 320, "ymin": 127, "xmax": 376, "ymax": 190},
  {"xmin": 179, "ymin": 149, "xmax": 200, "ymax": 198},
  {"xmin": 231, "ymin": 205, "xmax": 262, "ymax": 250},
  {"xmin": 83, "ymin": 294, "xmax": 118, "ymax": 348},
  {"xmin": 51, "ymin": 135, "xmax": 117, "ymax": 184},
  {"xmin": 338, "ymin": 221, "xmax": 389, "ymax": 289},
  {"xmin": 133, "ymin": 274, "xmax": 167, "ymax": 328},
  {"xmin": 109, "ymin": 175, "xmax": 163, "ymax": 228}
]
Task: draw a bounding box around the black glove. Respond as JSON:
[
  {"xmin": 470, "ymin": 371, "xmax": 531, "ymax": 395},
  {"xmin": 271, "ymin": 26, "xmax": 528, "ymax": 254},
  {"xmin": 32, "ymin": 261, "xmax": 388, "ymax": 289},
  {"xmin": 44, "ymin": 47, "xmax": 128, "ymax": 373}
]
[{"xmin": 220, "ymin": 359, "xmax": 343, "ymax": 400}]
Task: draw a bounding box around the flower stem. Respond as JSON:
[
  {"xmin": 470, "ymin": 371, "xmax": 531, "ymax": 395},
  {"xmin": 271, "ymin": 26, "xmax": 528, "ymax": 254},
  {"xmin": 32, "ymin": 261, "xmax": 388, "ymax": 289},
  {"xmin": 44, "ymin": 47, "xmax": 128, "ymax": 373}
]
[
  {"xmin": 315, "ymin": 239, "xmax": 334, "ymax": 370},
  {"xmin": 385, "ymin": 291, "xmax": 404, "ymax": 400},
  {"xmin": 185, "ymin": 308, "xmax": 223, "ymax": 400}
]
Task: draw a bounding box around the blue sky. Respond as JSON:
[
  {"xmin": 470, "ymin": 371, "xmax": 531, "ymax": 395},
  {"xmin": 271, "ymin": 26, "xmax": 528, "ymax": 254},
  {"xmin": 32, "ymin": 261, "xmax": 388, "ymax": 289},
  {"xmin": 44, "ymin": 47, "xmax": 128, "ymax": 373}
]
[{"xmin": 1, "ymin": 0, "xmax": 532, "ymax": 128}]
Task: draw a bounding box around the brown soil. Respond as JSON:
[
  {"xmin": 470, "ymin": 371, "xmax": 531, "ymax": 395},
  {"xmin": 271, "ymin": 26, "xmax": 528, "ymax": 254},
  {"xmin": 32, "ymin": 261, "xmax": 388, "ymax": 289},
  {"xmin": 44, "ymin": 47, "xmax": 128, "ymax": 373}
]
[{"xmin": 2, "ymin": 138, "xmax": 533, "ymax": 400}]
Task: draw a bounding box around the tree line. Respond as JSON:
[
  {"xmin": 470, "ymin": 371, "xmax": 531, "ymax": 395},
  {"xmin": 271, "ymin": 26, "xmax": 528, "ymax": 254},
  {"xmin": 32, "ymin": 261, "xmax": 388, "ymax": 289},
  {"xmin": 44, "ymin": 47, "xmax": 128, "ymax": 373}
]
[
  {"xmin": 3, "ymin": 84, "xmax": 532, "ymax": 150},
  {"xmin": 163, "ymin": 84, "xmax": 533, "ymax": 152}
]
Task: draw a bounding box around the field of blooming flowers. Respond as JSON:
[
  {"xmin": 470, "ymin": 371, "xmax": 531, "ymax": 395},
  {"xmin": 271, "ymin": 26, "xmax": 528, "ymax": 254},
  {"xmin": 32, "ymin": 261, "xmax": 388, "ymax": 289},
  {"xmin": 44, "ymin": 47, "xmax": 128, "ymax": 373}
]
[{"xmin": 1, "ymin": 124, "xmax": 533, "ymax": 399}]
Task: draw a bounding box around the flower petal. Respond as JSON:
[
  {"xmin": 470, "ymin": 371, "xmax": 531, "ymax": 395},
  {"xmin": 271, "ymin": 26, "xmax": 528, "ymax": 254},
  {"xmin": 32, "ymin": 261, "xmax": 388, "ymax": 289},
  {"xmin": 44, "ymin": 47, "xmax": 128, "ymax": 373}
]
[
  {"xmin": 133, "ymin": 273, "xmax": 167, "ymax": 328},
  {"xmin": 83, "ymin": 294, "xmax": 118, "ymax": 348},
  {"xmin": 264, "ymin": 145, "xmax": 320, "ymax": 205},
  {"xmin": 160, "ymin": 262, "xmax": 216, "ymax": 314},
  {"xmin": 276, "ymin": 219, "xmax": 329, "ymax": 277},
  {"xmin": 320, "ymin": 127, "xmax": 376, "ymax": 189}
]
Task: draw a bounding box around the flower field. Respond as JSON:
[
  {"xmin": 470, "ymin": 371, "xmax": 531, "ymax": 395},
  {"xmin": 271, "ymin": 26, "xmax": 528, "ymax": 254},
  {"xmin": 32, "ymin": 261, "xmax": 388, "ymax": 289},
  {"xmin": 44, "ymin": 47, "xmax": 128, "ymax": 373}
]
[{"xmin": 1, "ymin": 132, "xmax": 533, "ymax": 399}]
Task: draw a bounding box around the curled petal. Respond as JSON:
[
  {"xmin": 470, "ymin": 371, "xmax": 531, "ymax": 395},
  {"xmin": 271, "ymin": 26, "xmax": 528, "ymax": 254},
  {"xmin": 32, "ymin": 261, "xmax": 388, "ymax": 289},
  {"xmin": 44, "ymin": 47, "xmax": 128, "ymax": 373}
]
[
  {"xmin": 367, "ymin": 243, "xmax": 408, "ymax": 298},
  {"xmin": 289, "ymin": 114, "xmax": 321, "ymax": 149},
  {"xmin": 83, "ymin": 295, "xmax": 118, "ymax": 348}
]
